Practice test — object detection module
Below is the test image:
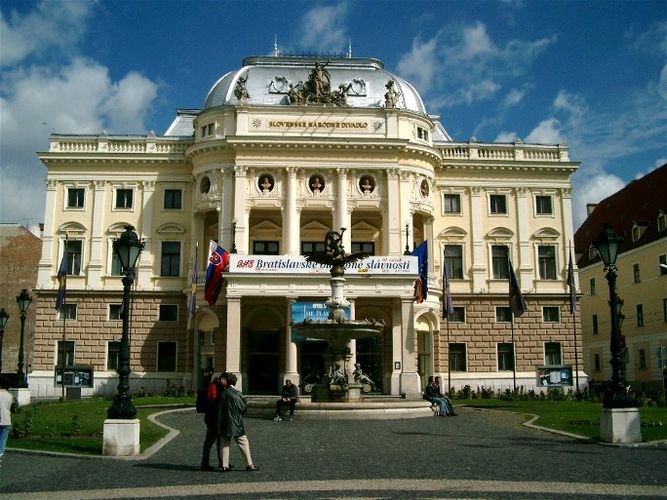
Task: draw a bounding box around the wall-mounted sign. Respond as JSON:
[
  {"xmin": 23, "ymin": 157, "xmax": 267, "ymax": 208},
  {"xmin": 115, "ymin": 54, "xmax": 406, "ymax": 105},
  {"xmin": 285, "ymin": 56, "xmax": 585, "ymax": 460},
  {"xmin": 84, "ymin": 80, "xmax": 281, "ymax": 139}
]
[
  {"xmin": 230, "ymin": 255, "xmax": 417, "ymax": 275},
  {"xmin": 536, "ymin": 366, "xmax": 573, "ymax": 387}
]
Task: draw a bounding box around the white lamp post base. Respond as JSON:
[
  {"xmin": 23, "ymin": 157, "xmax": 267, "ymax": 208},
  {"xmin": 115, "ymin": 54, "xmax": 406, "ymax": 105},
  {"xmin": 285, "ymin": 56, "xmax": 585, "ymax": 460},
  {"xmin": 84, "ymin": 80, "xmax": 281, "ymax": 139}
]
[
  {"xmin": 103, "ymin": 419, "xmax": 140, "ymax": 456},
  {"xmin": 600, "ymin": 407, "xmax": 642, "ymax": 444},
  {"xmin": 9, "ymin": 387, "xmax": 31, "ymax": 407}
]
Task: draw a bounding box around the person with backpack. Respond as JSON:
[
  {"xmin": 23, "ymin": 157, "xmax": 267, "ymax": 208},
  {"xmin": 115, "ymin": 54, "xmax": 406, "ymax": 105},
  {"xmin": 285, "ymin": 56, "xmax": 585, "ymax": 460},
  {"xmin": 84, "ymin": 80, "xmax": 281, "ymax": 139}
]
[{"xmin": 200, "ymin": 372, "xmax": 223, "ymax": 471}]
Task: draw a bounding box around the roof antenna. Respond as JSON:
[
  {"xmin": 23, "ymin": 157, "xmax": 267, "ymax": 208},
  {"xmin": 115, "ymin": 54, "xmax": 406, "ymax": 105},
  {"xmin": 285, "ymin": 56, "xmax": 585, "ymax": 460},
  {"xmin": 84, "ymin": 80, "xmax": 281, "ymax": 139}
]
[
  {"xmin": 347, "ymin": 37, "xmax": 352, "ymax": 58},
  {"xmin": 273, "ymin": 35, "xmax": 279, "ymax": 57}
]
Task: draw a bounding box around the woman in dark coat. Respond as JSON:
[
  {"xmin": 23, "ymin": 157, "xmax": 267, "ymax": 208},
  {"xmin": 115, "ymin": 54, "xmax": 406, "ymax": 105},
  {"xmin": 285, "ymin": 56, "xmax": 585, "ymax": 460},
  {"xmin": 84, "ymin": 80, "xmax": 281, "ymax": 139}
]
[{"xmin": 217, "ymin": 372, "xmax": 258, "ymax": 471}]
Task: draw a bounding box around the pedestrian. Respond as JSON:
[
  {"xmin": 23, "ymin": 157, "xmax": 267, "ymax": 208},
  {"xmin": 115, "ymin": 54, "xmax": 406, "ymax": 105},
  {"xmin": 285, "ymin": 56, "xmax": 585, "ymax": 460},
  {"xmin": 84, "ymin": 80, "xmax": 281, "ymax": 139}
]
[
  {"xmin": 435, "ymin": 376, "xmax": 457, "ymax": 416},
  {"xmin": 423, "ymin": 375, "xmax": 449, "ymax": 416},
  {"xmin": 0, "ymin": 380, "xmax": 13, "ymax": 466},
  {"xmin": 218, "ymin": 372, "xmax": 258, "ymax": 472},
  {"xmin": 274, "ymin": 379, "xmax": 298, "ymax": 421},
  {"xmin": 200, "ymin": 373, "xmax": 223, "ymax": 471}
]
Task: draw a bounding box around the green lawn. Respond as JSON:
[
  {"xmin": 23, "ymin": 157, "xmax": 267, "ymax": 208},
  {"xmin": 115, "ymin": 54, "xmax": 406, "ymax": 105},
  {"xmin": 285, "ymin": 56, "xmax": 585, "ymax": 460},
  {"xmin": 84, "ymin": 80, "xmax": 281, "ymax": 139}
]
[
  {"xmin": 458, "ymin": 399, "xmax": 667, "ymax": 442},
  {"xmin": 8, "ymin": 396, "xmax": 194, "ymax": 455}
]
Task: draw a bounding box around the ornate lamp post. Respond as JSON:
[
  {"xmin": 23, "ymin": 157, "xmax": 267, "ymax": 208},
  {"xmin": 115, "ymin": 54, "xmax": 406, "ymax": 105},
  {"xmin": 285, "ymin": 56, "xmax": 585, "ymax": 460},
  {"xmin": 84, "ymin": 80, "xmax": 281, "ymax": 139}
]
[
  {"xmin": 107, "ymin": 225, "xmax": 144, "ymax": 419},
  {"xmin": 592, "ymin": 224, "xmax": 635, "ymax": 408},
  {"xmin": 230, "ymin": 218, "xmax": 238, "ymax": 254},
  {"xmin": 15, "ymin": 289, "xmax": 32, "ymax": 388},
  {"xmin": 0, "ymin": 308, "xmax": 8, "ymax": 373}
]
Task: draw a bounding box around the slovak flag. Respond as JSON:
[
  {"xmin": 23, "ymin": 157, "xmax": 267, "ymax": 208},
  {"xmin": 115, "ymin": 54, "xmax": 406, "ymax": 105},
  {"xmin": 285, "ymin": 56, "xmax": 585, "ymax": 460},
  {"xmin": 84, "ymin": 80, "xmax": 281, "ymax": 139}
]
[{"xmin": 204, "ymin": 241, "xmax": 230, "ymax": 305}]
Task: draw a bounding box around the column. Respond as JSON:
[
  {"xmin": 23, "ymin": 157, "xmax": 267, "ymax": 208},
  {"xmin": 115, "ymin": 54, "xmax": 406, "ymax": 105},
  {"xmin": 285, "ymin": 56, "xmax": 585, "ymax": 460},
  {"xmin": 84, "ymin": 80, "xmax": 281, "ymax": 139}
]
[
  {"xmin": 87, "ymin": 180, "xmax": 106, "ymax": 287},
  {"xmin": 233, "ymin": 166, "xmax": 248, "ymax": 254},
  {"xmin": 515, "ymin": 187, "xmax": 532, "ymax": 288},
  {"xmin": 220, "ymin": 169, "xmax": 234, "ymax": 249},
  {"xmin": 137, "ymin": 180, "xmax": 155, "ymax": 290},
  {"xmin": 390, "ymin": 299, "xmax": 402, "ymax": 395},
  {"xmin": 383, "ymin": 169, "xmax": 401, "ymax": 255},
  {"xmin": 561, "ymin": 187, "xmax": 575, "ymax": 283},
  {"xmin": 283, "ymin": 167, "xmax": 300, "ymax": 255},
  {"xmin": 347, "ymin": 299, "xmax": 356, "ymax": 373},
  {"xmin": 282, "ymin": 297, "xmax": 299, "ymax": 385},
  {"xmin": 399, "ymin": 298, "xmax": 421, "ymax": 397},
  {"xmin": 423, "ymin": 216, "xmax": 435, "ymax": 283},
  {"xmin": 335, "ymin": 168, "xmax": 351, "ymax": 250},
  {"xmin": 469, "ymin": 186, "xmax": 486, "ymax": 291},
  {"xmin": 37, "ymin": 179, "xmax": 59, "ymax": 286},
  {"xmin": 399, "ymin": 171, "xmax": 412, "ymax": 253},
  {"xmin": 225, "ymin": 297, "xmax": 243, "ymax": 389}
]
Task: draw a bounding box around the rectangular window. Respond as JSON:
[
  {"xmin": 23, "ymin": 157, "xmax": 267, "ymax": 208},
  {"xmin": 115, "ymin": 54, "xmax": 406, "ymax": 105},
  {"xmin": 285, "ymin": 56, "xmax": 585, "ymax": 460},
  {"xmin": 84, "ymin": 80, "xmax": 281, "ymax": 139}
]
[
  {"xmin": 164, "ymin": 189, "xmax": 182, "ymax": 209},
  {"xmin": 157, "ymin": 341, "xmax": 177, "ymax": 372},
  {"xmin": 496, "ymin": 306, "xmax": 512, "ymax": 322},
  {"xmin": 449, "ymin": 307, "xmax": 466, "ymax": 322},
  {"xmin": 592, "ymin": 314, "xmax": 599, "ymax": 335},
  {"xmin": 301, "ymin": 242, "xmax": 326, "ymax": 256},
  {"xmin": 535, "ymin": 195, "xmax": 553, "ymax": 215},
  {"xmin": 660, "ymin": 255, "xmax": 667, "ymax": 275},
  {"xmin": 351, "ymin": 242, "xmax": 375, "ymax": 255},
  {"xmin": 638, "ymin": 348, "xmax": 647, "ymax": 369},
  {"xmin": 497, "ymin": 343, "xmax": 514, "ymax": 370},
  {"xmin": 107, "ymin": 341, "xmax": 121, "ymax": 370},
  {"xmin": 444, "ymin": 194, "xmax": 461, "ymax": 214},
  {"xmin": 492, "ymin": 245, "xmax": 509, "ymax": 279},
  {"xmin": 65, "ymin": 240, "xmax": 83, "ymax": 275},
  {"xmin": 62, "ymin": 303, "xmax": 77, "ymax": 320},
  {"xmin": 636, "ymin": 304, "xmax": 644, "ymax": 327},
  {"xmin": 444, "ymin": 245, "xmax": 464, "ymax": 279},
  {"xmin": 56, "ymin": 340, "xmax": 75, "ymax": 366},
  {"xmin": 449, "ymin": 343, "xmax": 467, "ymax": 372},
  {"xmin": 545, "ymin": 342, "xmax": 562, "ymax": 365},
  {"xmin": 159, "ymin": 304, "xmax": 178, "ymax": 322},
  {"xmin": 538, "ymin": 245, "xmax": 557, "ymax": 279},
  {"xmin": 111, "ymin": 251, "xmax": 122, "ymax": 276},
  {"xmin": 663, "ymin": 298, "xmax": 667, "ymax": 322},
  {"xmin": 489, "ymin": 194, "xmax": 507, "ymax": 214},
  {"xmin": 109, "ymin": 304, "xmax": 122, "ymax": 320},
  {"xmin": 67, "ymin": 188, "xmax": 85, "ymax": 208},
  {"xmin": 659, "ymin": 213, "xmax": 667, "ymax": 232},
  {"xmin": 160, "ymin": 241, "xmax": 181, "ymax": 277},
  {"xmin": 633, "ymin": 263, "xmax": 641, "ymax": 283},
  {"xmin": 543, "ymin": 306, "xmax": 560, "ymax": 322},
  {"xmin": 590, "ymin": 278, "xmax": 596, "ymax": 296},
  {"xmin": 253, "ymin": 241, "xmax": 279, "ymax": 255},
  {"xmin": 115, "ymin": 188, "xmax": 133, "ymax": 209},
  {"xmin": 594, "ymin": 353, "xmax": 601, "ymax": 371},
  {"xmin": 207, "ymin": 123, "xmax": 214, "ymax": 136}
]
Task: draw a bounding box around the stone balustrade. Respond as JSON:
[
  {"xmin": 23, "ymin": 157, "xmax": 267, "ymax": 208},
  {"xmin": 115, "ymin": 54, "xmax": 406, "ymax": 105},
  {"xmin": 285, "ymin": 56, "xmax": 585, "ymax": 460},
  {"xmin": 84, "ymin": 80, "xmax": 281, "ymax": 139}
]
[{"xmin": 49, "ymin": 135, "xmax": 193, "ymax": 154}]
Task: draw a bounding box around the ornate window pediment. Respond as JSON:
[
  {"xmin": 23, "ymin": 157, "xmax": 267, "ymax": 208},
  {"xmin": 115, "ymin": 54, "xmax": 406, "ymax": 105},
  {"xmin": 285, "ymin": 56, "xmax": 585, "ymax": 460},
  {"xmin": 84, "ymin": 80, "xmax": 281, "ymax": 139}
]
[
  {"xmin": 57, "ymin": 221, "xmax": 86, "ymax": 235},
  {"xmin": 438, "ymin": 226, "xmax": 467, "ymax": 240},
  {"xmin": 157, "ymin": 223, "xmax": 186, "ymax": 235},
  {"xmin": 487, "ymin": 227, "xmax": 513, "ymax": 240},
  {"xmin": 532, "ymin": 227, "xmax": 560, "ymax": 241}
]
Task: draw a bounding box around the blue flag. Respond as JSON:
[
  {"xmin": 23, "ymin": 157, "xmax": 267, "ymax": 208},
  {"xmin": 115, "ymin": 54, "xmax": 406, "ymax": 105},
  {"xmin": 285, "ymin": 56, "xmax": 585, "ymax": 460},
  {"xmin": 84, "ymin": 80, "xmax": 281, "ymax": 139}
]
[
  {"xmin": 55, "ymin": 250, "xmax": 68, "ymax": 313},
  {"xmin": 508, "ymin": 259, "xmax": 527, "ymax": 317},
  {"xmin": 412, "ymin": 241, "xmax": 428, "ymax": 303}
]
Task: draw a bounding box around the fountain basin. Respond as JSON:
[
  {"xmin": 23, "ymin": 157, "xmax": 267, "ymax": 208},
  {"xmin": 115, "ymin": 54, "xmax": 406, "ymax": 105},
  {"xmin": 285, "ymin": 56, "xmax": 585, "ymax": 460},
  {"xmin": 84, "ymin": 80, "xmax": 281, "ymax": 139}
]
[{"xmin": 292, "ymin": 321, "xmax": 384, "ymax": 349}]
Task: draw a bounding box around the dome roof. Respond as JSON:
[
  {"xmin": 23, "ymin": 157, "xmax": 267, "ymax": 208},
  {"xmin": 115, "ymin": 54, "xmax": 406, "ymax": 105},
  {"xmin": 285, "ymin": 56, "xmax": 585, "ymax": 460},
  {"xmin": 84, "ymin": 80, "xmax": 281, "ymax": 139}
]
[{"xmin": 203, "ymin": 56, "xmax": 427, "ymax": 114}]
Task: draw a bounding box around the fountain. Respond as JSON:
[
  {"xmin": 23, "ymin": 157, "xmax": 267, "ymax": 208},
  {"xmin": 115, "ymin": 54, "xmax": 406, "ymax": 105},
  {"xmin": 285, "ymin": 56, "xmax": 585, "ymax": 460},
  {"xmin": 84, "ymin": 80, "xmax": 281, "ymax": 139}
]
[{"xmin": 292, "ymin": 229, "xmax": 384, "ymax": 402}]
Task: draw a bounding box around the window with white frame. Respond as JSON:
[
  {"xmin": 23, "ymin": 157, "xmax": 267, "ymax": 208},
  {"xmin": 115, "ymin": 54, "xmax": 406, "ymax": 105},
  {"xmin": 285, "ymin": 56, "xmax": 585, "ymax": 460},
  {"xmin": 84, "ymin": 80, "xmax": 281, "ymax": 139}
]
[
  {"xmin": 448, "ymin": 307, "xmax": 466, "ymax": 322},
  {"xmin": 449, "ymin": 343, "xmax": 467, "ymax": 371},
  {"xmin": 535, "ymin": 195, "xmax": 553, "ymax": 215},
  {"xmin": 64, "ymin": 239, "xmax": 83, "ymax": 275},
  {"xmin": 659, "ymin": 255, "xmax": 667, "ymax": 275},
  {"xmin": 594, "ymin": 353, "xmax": 601, "ymax": 371},
  {"xmin": 492, "ymin": 245, "xmax": 509, "ymax": 279},
  {"xmin": 443, "ymin": 193, "xmax": 461, "ymax": 214},
  {"xmin": 111, "ymin": 250, "xmax": 122, "ymax": 276},
  {"xmin": 636, "ymin": 304, "xmax": 644, "ymax": 327},
  {"xmin": 592, "ymin": 314, "xmax": 599, "ymax": 334},
  {"xmin": 160, "ymin": 241, "xmax": 181, "ymax": 277},
  {"xmin": 633, "ymin": 263, "xmax": 641, "ymax": 283},
  {"xmin": 495, "ymin": 306, "xmax": 512, "ymax": 322},
  {"xmin": 56, "ymin": 340, "xmax": 75, "ymax": 366},
  {"xmin": 663, "ymin": 298, "xmax": 667, "ymax": 322},
  {"xmin": 107, "ymin": 341, "xmax": 121, "ymax": 370},
  {"xmin": 544, "ymin": 342, "xmax": 562, "ymax": 365},
  {"xmin": 66, "ymin": 188, "xmax": 85, "ymax": 209},
  {"xmin": 157, "ymin": 341, "xmax": 177, "ymax": 372},
  {"xmin": 543, "ymin": 306, "xmax": 560, "ymax": 322},
  {"xmin": 538, "ymin": 245, "xmax": 557, "ymax": 279},
  {"xmin": 115, "ymin": 188, "xmax": 133, "ymax": 209},
  {"xmin": 351, "ymin": 242, "xmax": 375, "ymax": 255},
  {"xmin": 489, "ymin": 194, "xmax": 507, "ymax": 214},
  {"xmin": 164, "ymin": 189, "xmax": 182, "ymax": 210},
  {"xmin": 444, "ymin": 244, "xmax": 464, "ymax": 279},
  {"xmin": 590, "ymin": 277, "xmax": 596, "ymax": 295},
  {"xmin": 109, "ymin": 304, "xmax": 122, "ymax": 320},
  {"xmin": 497, "ymin": 343, "xmax": 514, "ymax": 370},
  {"xmin": 658, "ymin": 211, "xmax": 667, "ymax": 232},
  {"xmin": 638, "ymin": 348, "xmax": 647, "ymax": 369},
  {"xmin": 61, "ymin": 303, "xmax": 77, "ymax": 320},
  {"xmin": 159, "ymin": 304, "xmax": 178, "ymax": 322}
]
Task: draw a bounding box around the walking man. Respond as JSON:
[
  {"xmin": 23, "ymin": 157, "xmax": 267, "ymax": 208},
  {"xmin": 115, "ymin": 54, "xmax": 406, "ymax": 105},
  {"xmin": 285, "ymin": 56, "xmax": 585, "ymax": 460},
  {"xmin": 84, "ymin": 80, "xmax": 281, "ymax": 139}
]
[
  {"xmin": 200, "ymin": 373, "xmax": 223, "ymax": 471},
  {"xmin": 218, "ymin": 372, "xmax": 258, "ymax": 472},
  {"xmin": 274, "ymin": 379, "xmax": 298, "ymax": 421}
]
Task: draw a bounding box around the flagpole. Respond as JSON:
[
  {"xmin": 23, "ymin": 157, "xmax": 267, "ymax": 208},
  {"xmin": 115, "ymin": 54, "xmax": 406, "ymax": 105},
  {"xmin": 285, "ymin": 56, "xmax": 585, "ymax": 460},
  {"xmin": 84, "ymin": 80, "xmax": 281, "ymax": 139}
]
[
  {"xmin": 60, "ymin": 235, "xmax": 68, "ymax": 402},
  {"xmin": 511, "ymin": 313, "xmax": 516, "ymax": 393},
  {"xmin": 568, "ymin": 242, "xmax": 580, "ymax": 393},
  {"xmin": 446, "ymin": 314, "xmax": 451, "ymax": 395}
]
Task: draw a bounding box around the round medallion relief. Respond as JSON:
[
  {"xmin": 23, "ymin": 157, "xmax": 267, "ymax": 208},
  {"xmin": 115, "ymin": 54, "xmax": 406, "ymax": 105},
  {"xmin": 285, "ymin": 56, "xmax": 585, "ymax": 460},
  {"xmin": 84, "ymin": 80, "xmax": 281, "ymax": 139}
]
[
  {"xmin": 309, "ymin": 174, "xmax": 325, "ymax": 194},
  {"xmin": 359, "ymin": 175, "xmax": 376, "ymax": 194},
  {"xmin": 258, "ymin": 174, "xmax": 275, "ymax": 193},
  {"xmin": 420, "ymin": 179, "xmax": 430, "ymax": 198}
]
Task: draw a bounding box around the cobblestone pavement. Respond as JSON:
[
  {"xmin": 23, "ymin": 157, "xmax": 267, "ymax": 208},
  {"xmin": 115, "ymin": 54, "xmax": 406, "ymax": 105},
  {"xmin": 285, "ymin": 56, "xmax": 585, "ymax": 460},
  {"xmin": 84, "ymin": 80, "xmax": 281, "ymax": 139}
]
[{"xmin": 1, "ymin": 407, "xmax": 666, "ymax": 499}]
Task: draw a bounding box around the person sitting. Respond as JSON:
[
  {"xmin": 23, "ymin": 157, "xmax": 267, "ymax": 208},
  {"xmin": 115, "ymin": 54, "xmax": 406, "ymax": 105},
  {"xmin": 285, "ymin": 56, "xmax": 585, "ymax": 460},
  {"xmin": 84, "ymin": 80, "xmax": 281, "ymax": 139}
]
[
  {"xmin": 274, "ymin": 379, "xmax": 298, "ymax": 421},
  {"xmin": 434, "ymin": 376, "xmax": 457, "ymax": 416},
  {"xmin": 423, "ymin": 376, "xmax": 450, "ymax": 417}
]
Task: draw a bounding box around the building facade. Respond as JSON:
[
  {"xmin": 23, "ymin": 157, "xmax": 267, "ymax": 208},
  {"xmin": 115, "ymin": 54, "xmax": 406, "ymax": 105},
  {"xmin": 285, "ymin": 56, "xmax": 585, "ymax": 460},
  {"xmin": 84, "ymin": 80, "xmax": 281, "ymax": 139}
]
[
  {"xmin": 31, "ymin": 55, "xmax": 583, "ymax": 398},
  {"xmin": 574, "ymin": 164, "xmax": 667, "ymax": 397}
]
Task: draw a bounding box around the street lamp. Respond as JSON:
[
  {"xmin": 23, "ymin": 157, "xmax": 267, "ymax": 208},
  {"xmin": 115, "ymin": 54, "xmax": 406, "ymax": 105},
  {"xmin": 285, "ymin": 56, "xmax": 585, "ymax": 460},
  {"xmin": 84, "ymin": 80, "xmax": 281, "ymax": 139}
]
[
  {"xmin": 230, "ymin": 218, "xmax": 238, "ymax": 254},
  {"xmin": 592, "ymin": 224, "xmax": 634, "ymax": 408},
  {"xmin": 0, "ymin": 308, "xmax": 8, "ymax": 374},
  {"xmin": 16, "ymin": 289, "xmax": 32, "ymax": 388},
  {"xmin": 403, "ymin": 224, "xmax": 411, "ymax": 255},
  {"xmin": 107, "ymin": 225, "xmax": 144, "ymax": 419}
]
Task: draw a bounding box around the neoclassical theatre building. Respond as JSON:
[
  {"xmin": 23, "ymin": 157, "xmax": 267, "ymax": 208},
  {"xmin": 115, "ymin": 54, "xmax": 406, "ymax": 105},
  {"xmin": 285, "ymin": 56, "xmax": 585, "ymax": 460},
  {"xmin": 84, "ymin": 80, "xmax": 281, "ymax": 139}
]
[{"xmin": 31, "ymin": 54, "xmax": 583, "ymax": 398}]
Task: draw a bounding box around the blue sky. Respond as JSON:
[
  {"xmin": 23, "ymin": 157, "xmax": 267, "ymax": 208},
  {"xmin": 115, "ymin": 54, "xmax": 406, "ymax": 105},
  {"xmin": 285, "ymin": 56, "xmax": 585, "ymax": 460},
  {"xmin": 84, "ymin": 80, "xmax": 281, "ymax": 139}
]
[{"xmin": 1, "ymin": 0, "xmax": 665, "ymax": 230}]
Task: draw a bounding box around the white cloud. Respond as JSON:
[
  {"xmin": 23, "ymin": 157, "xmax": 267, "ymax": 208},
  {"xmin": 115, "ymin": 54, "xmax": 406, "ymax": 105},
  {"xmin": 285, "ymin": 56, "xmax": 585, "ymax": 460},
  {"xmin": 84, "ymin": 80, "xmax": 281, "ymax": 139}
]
[
  {"xmin": 500, "ymin": 88, "xmax": 526, "ymax": 109},
  {"xmin": 494, "ymin": 131, "xmax": 519, "ymax": 143},
  {"xmin": 571, "ymin": 169, "xmax": 626, "ymax": 229},
  {"xmin": 298, "ymin": 3, "xmax": 349, "ymax": 52},
  {"xmin": 397, "ymin": 36, "xmax": 440, "ymax": 94},
  {"xmin": 524, "ymin": 118, "xmax": 563, "ymax": 144},
  {"xmin": 0, "ymin": 0, "xmax": 93, "ymax": 67}
]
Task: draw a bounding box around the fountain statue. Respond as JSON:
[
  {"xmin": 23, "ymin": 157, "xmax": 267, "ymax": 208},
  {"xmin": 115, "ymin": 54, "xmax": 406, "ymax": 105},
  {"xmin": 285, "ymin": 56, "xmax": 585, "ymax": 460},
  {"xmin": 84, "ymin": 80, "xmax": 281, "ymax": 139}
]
[{"xmin": 292, "ymin": 228, "xmax": 384, "ymax": 402}]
